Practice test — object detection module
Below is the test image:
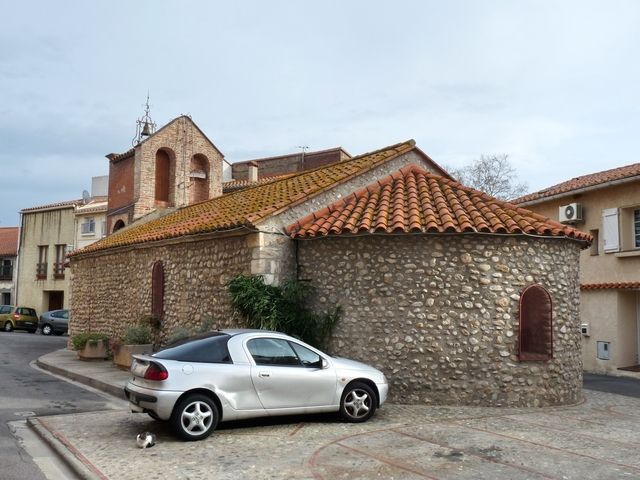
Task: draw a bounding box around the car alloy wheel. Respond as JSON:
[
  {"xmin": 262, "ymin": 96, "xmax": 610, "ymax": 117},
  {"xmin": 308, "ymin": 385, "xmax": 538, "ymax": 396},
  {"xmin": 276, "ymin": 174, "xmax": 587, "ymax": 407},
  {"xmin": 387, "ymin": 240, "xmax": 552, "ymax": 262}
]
[
  {"xmin": 42, "ymin": 324, "xmax": 53, "ymax": 335},
  {"xmin": 171, "ymin": 394, "xmax": 219, "ymax": 441},
  {"xmin": 340, "ymin": 382, "xmax": 377, "ymax": 423},
  {"xmin": 4, "ymin": 322, "xmax": 13, "ymax": 332}
]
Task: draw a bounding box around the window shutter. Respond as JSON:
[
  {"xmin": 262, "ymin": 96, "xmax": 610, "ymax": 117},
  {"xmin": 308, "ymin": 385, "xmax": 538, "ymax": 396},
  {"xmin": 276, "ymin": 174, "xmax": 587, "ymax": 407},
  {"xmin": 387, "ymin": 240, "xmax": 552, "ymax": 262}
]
[{"xmin": 602, "ymin": 208, "xmax": 619, "ymax": 252}]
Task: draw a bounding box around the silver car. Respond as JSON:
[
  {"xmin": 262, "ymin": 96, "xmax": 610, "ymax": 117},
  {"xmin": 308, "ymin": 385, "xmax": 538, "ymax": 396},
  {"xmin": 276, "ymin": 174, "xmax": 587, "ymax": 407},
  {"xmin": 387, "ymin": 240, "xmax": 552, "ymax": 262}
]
[{"xmin": 125, "ymin": 329, "xmax": 389, "ymax": 441}]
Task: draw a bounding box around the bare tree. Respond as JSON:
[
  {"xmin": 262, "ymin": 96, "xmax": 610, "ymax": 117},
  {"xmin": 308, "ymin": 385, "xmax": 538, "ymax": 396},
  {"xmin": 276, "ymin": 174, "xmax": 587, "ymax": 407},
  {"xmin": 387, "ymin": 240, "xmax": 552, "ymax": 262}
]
[{"xmin": 447, "ymin": 154, "xmax": 528, "ymax": 200}]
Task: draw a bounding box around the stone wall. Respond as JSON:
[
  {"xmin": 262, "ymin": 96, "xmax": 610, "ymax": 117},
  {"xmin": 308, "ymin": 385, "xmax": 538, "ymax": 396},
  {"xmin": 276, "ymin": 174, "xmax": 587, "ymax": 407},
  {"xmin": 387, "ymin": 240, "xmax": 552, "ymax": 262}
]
[
  {"xmin": 297, "ymin": 234, "xmax": 583, "ymax": 407},
  {"xmin": 70, "ymin": 233, "xmax": 253, "ymax": 345}
]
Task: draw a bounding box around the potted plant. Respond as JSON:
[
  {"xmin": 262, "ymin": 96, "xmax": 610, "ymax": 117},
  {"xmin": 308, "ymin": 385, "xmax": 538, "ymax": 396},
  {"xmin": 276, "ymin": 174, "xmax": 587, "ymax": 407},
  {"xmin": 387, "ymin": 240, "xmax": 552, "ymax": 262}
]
[
  {"xmin": 71, "ymin": 332, "xmax": 110, "ymax": 360},
  {"xmin": 112, "ymin": 323, "xmax": 153, "ymax": 370}
]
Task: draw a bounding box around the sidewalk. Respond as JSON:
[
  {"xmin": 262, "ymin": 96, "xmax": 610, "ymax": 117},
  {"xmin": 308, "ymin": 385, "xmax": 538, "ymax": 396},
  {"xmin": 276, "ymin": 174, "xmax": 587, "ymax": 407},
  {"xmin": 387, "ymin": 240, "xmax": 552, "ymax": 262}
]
[{"xmin": 31, "ymin": 349, "xmax": 640, "ymax": 480}]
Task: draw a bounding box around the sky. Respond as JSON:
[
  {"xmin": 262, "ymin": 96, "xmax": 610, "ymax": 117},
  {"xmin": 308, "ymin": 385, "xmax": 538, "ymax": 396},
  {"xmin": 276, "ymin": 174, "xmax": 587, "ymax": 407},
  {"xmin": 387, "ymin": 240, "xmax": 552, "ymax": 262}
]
[{"xmin": 1, "ymin": 1, "xmax": 639, "ymax": 227}]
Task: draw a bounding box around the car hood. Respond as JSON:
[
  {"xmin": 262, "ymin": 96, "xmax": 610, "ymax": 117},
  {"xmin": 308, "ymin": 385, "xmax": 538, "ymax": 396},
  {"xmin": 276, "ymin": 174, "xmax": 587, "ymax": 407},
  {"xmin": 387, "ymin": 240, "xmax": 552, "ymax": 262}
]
[{"xmin": 331, "ymin": 356, "xmax": 384, "ymax": 377}]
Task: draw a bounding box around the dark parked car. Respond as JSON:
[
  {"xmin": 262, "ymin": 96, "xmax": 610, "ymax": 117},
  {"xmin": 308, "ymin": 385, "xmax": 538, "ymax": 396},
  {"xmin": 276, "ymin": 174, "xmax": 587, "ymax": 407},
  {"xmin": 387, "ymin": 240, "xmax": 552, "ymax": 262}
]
[
  {"xmin": 39, "ymin": 309, "xmax": 69, "ymax": 336},
  {"xmin": 0, "ymin": 305, "xmax": 39, "ymax": 333}
]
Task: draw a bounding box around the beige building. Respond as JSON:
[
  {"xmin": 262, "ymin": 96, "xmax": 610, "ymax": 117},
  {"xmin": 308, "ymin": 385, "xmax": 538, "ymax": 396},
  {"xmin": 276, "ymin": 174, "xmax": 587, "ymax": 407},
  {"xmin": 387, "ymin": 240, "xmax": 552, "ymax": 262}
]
[
  {"xmin": 16, "ymin": 200, "xmax": 77, "ymax": 313},
  {"xmin": 0, "ymin": 227, "xmax": 20, "ymax": 305},
  {"xmin": 514, "ymin": 163, "xmax": 640, "ymax": 375}
]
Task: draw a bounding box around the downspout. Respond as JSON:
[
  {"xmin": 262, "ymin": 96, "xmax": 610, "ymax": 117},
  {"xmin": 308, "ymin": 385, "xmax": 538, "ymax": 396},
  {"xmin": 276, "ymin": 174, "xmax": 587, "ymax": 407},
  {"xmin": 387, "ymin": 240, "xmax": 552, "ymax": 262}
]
[{"xmin": 14, "ymin": 212, "xmax": 25, "ymax": 304}]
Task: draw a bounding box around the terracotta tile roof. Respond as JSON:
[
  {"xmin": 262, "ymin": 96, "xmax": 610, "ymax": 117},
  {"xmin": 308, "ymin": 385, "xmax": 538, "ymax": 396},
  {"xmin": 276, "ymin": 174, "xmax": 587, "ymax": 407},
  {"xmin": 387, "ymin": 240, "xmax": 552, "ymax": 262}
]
[
  {"xmin": 581, "ymin": 282, "xmax": 640, "ymax": 290},
  {"xmin": 285, "ymin": 165, "xmax": 592, "ymax": 246},
  {"xmin": 222, "ymin": 173, "xmax": 296, "ymax": 193},
  {"xmin": 71, "ymin": 140, "xmax": 418, "ymax": 257},
  {"xmin": 0, "ymin": 227, "xmax": 19, "ymax": 256},
  {"xmin": 513, "ymin": 162, "xmax": 640, "ymax": 205},
  {"xmin": 21, "ymin": 199, "xmax": 79, "ymax": 213}
]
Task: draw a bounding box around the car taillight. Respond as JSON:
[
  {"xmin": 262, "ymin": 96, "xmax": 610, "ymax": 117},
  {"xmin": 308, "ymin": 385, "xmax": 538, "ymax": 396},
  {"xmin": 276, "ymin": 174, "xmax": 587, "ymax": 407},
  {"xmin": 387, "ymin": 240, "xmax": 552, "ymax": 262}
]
[
  {"xmin": 12, "ymin": 313, "xmax": 19, "ymax": 320},
  {"xmin": 144, "ymin": 363, "xmax": 168, "ymax": 381}
]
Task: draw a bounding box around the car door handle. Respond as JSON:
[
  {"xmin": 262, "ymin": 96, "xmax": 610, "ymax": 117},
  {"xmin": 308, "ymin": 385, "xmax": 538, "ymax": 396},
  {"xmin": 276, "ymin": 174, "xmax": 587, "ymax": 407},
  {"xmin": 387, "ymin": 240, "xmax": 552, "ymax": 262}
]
[{"xmin": 258, "ymin": 371, "xmax": 270, "ymax": 378}]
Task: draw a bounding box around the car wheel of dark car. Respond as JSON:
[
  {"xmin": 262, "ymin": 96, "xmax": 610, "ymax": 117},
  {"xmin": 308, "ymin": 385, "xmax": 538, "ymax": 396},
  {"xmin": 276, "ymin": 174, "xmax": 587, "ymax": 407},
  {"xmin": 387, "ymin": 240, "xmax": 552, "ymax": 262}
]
[
  {"xmin": 4, "ymin": 321, "xmax": 13, "ymax": 332},
  {"xmin": 171, "ymin": 394, "xmax": 219, "ymax": 441},
  {"xmin": 340, "ymin": 382, "xmax": 377, "ymax": 423},
  {"xmin": 41, "ymin": 324, "xmax": 53, "ymax": 335}
]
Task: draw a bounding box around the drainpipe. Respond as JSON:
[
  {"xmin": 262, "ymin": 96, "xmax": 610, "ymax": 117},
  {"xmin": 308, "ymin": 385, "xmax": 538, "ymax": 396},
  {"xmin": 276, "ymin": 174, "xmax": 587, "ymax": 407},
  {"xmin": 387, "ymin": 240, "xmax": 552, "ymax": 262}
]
[{"xmin": 14, "ymin": 212, "xmax": 25, "ymax": 304}]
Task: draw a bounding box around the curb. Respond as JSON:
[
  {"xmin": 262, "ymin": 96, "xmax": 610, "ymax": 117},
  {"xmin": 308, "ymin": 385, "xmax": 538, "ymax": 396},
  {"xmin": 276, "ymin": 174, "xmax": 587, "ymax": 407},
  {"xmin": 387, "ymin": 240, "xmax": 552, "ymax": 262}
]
[
  {"xmin": 27, "ymin": 417, "xmax": 106, "ymax": 480},
  {"xmin": 36, "ymin": 358, "xmax": 126, "ymax": 400}
]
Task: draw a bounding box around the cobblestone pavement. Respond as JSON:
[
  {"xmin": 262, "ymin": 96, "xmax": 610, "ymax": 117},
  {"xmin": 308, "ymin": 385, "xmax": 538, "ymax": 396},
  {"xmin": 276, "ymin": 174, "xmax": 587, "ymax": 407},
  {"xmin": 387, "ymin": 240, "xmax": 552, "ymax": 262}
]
[{"xmin": 32, "ymin": 389, "xmax": 640, "ymax": 480}]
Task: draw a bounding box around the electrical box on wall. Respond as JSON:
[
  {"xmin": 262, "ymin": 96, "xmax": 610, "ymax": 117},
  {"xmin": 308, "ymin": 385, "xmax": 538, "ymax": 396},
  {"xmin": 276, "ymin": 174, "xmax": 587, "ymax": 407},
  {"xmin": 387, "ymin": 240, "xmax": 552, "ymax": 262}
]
[
  {"xmin": 580, "ymin": 324, "xmax": 590, "ymax": 336},
  {"xmin": 597, "ymin": 341, "xmax": 610, "ymax": 360}
]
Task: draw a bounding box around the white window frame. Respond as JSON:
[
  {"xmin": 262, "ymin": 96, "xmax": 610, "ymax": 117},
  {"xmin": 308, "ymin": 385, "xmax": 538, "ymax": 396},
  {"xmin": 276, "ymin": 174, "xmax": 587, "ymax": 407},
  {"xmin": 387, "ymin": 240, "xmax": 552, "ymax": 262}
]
[{"xmin": 81, "ymin": 218, "xmax": 96, "ymax": 235}]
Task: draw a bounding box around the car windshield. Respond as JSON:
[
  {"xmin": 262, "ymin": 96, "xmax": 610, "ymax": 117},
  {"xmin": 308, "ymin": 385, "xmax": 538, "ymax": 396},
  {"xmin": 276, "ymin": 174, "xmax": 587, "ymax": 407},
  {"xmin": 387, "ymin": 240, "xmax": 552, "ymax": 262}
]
[{"xmin": 154, "ymin": 332, "xmax": 232, "ymax": 363}]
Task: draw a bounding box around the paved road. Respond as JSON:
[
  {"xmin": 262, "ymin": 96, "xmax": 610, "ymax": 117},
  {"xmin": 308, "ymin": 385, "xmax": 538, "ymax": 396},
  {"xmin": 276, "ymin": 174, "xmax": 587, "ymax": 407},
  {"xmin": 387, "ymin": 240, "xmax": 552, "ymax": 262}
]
[
  {"xmin": 583, "ymin": 372, "xmax": 640, "ymax": 397},
  {"xmin": 0, "ymin": 332, "xmax": 116, "ymax": 480}
]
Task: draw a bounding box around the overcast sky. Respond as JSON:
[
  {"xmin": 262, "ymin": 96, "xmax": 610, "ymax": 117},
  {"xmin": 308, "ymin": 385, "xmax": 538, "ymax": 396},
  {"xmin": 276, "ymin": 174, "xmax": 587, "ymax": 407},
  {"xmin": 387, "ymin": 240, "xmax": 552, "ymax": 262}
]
[{"xmin": 1, "ymin": 1, "xmax": 639, "ymax": 226}]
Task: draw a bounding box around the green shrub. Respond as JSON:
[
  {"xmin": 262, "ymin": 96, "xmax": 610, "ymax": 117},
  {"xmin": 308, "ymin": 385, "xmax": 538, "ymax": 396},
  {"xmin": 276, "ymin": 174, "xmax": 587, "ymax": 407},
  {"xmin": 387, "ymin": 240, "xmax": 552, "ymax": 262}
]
[
  {"xmin": 71, "ymin": 332, "xmax": 109, "ymax": 351},
  {"xmin": 166, "ymin": 327, "xmax": 190, "ymax": 346},
  {"xmin": 227, "ymin": 275, "xmax": 341, "ymax": 350},
  {"xmin": 122, "ymin": 324, "xmax": 152, "ymax": 345}
]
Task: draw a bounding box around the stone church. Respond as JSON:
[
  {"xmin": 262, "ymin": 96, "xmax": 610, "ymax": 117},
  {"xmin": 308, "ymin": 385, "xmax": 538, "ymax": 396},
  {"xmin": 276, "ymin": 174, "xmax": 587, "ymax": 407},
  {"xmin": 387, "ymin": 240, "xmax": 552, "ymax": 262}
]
[{"xmin": 70, "ymin": 116, "xmax": 591, "ymax": 408}]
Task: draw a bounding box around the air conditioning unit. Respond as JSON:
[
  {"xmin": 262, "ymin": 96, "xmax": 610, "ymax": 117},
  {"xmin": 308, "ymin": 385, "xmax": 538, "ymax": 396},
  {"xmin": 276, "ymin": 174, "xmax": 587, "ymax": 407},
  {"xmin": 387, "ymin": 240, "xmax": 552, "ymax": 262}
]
[
  {"xmin": 559, "ymin": 203, "xmax": 583, "ymax": 224},
  {"xmin": 580, "ymin": 324, "xmax": 590, "ymax": 336}
]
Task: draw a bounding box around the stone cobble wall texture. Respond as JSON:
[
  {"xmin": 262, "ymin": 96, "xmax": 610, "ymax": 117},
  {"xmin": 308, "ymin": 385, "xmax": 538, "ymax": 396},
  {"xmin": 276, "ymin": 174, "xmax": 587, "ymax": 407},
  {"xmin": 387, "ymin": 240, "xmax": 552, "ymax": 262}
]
[
  {"xmin": 70, "ymin": 234, "xmax": 252, "ymax": 346},
  {"xmin": 297, "ymin": 234, "xmax": 583, "ymax": 407}
]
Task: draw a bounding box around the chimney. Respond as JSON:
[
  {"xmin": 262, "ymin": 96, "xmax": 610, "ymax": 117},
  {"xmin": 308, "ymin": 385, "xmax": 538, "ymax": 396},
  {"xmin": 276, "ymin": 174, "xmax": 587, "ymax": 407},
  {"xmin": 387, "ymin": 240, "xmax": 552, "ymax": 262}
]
[{"xmin": 248, "ymin": 161, "xmax": 259, "ymax": 182}]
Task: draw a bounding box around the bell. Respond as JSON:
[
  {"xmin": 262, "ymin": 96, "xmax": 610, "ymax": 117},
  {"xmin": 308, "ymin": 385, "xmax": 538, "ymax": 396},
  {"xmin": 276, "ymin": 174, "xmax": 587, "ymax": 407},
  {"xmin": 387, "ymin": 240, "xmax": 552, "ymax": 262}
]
[{"xmin": 141, "ymin": 121, "xmax": 152, "ymax": 137}]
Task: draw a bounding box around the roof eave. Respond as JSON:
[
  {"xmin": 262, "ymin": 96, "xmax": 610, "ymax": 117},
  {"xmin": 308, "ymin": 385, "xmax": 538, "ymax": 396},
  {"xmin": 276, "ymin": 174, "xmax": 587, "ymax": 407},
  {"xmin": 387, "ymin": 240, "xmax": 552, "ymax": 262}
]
[{"xmin": 516, "ymin": 174, "xmax": 640, "ymax": 206}]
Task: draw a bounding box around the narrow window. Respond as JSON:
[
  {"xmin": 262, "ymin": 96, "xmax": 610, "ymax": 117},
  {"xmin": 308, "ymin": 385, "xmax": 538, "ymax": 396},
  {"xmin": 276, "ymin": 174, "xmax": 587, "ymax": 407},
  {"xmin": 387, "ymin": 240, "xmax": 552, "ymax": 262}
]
[
  {"xmin": 589, "ymin": 229, "xmax": 599, "ymax": 256},
  {"xmin": 189, "ymin": 154, "xmax": 209, "ymax": 204},
  {"xmin": 518, "ymin": 284, "xmax": 553, "ymax": 361},
  {"xmin": 151, "ymin": 261, "xmax": 164, "ymax": 320},
  {"xmin": 37, "ymin": 245, "xmax": 48, "ymax": 279},
  {"xmin": 155, "ymin": 150, "xmax": 171, "ymax": 204},
  {"xmin": 54, "ymin": 244, "xmax": 66, "ymax": 279},
  {"xmin": 81, "ymin": 218, "xmax": 95, "ymax": 235},
  {"xmin": 634, "ymin": 209, "xmax": 640, "ymax": 248}
]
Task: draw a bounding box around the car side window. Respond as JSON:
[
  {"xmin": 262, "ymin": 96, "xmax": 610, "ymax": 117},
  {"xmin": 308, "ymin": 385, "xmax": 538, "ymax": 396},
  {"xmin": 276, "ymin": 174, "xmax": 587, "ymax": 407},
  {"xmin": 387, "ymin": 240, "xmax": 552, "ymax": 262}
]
[
  {"xmin": 289, "ymin": 342, "xmax": 322, "ymax": 368},
  {"xmin": 27, "ymin": 309, "xmax": 36, "ymax": 316},
  {"xmin": 247, "ymin": 338, "xmax": 301, "ymax": 367},
  {"xmin": 0, "ymin": 306, "xmax": 10, "ymax": 314},
  {"xmin": 62, "ymin": 311, "xmax": 69, "ymax": 319}
]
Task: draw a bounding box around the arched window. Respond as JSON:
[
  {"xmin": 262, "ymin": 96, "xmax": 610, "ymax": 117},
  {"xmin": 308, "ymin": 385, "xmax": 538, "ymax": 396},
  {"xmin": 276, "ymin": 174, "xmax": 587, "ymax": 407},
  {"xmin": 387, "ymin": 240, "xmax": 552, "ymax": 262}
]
[
  {"xmin": 151, "ymin": 261, "xmax": 164, "ymax": 320},
  {"xmin": 189, "ymin": 154, "xmax": 209, "ymax": 204},
  {"xmin": 155, "ymin": 149, "xmax": 172, "ymax": 204},
  {"xmin": 518, "ymin": 284, "xmax": 553, "ymax": 361},
  {"xmin": 113, "ymin": 220, "xmax": 125, "ymax": 232}
]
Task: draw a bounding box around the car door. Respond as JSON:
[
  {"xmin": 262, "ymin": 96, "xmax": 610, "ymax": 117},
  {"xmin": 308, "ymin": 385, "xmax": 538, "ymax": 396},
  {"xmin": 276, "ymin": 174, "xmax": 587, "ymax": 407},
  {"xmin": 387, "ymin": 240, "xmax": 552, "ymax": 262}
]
[{"xmin": 247, "ymin": 337, "xmax": 337, "ymax": 411}]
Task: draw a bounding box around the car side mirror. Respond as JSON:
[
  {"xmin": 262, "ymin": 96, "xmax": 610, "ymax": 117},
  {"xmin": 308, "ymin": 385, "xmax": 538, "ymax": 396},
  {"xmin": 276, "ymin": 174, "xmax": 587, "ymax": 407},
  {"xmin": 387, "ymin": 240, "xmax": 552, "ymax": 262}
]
[{"xmin": 321, "ymin": 358, "xmax": 329, "ymax": 369}]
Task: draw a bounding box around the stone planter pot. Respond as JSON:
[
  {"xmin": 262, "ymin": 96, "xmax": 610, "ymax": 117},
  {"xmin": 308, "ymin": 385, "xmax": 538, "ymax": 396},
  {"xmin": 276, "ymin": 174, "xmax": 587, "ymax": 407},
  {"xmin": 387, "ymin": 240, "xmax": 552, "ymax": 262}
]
[
  {"xmin": 78, "ymin": 339, "xmax": 109, "ymax": 361},
  {"xmin": 113, "ymin": 344, "xmax": 153, "ymax": 370}
]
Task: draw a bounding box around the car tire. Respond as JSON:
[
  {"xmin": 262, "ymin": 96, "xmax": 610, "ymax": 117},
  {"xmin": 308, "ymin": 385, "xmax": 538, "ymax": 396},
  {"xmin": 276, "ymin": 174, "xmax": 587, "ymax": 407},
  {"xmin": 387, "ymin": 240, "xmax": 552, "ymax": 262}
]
[
  {"xmin": 340, "ymin": 381, "xmax": 377, "ymax": 423},
  {"xmin": 41, "ymin": 324, "xmax": 53, "ymax": 335},
  {"xmin": 170, "ymin": 394, "xmax": 219, "ymax": 441},
  {"xmin": 4, "ymin": 322, "xmax": 13, "ymax": 332}
]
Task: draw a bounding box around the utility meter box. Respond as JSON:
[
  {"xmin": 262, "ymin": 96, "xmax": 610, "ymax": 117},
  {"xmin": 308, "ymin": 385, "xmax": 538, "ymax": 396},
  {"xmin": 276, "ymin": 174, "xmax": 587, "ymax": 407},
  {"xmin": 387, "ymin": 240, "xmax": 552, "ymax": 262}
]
[
  {"xmin": 580, "ymin": 324, "xmax": 590, "ymax": 336},
  {"xmin": 597, "ymin": 341, "xmax": 610, "ymax": 360}
]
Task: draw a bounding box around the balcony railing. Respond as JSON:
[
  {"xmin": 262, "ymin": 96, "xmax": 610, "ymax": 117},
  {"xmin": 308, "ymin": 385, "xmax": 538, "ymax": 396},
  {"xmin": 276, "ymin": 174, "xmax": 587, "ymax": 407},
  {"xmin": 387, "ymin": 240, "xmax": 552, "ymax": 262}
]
[
  {"xmin": 36, "ymin": 262, "xmax": 47, "ymax": 279},
  {"xmin": 54, "ymin": 262, "xmax": 65, "ymax": 279},
  {"xmin": 0, "ymin": 266, "xmax": 12, "ymax": 280}
]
